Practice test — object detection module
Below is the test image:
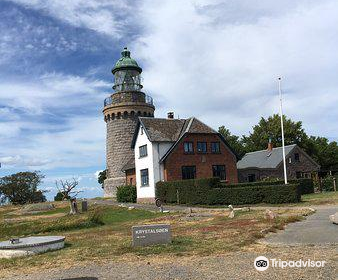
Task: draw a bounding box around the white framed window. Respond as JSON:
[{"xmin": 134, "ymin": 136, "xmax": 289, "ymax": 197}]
[
  {"xmin": 140, "ymin": 169, "xmax": 149, "ymax": 186},
  {"xmin": 139, "ymin": 145, "xmax": 148, "ymax": 158}
]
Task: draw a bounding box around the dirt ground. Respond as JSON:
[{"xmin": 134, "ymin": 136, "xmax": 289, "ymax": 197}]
[{"xmin": 5, "ymin": 244, "xmax": 337, "ymax": 280}]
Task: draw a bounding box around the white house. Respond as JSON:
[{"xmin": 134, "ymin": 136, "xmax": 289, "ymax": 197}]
[{"xmin": 132, "ymin": 117, "xmax": 179, "ymax": 203}]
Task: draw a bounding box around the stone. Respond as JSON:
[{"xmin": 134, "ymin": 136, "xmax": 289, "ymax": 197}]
[
  {"xmin": 228, "ymin": 204, "xmax": 235, "ymax": 218},
  {"xmin": 22, "ymin": 203, "xmax": 54, "ymax": 213},
  {"xmin": 228, "ymin": 210, "xmax": 235, "ymax": 219},
  {"xmin": 265, "ymin": 209, "xmax": 277, "ymax": 220},
  {"xmin": 0, "ymin": 236, "xmax": 65, "ymax": 259},
  {"xmin": 81, "ymin": 200, "xmax": 88, "ymax": 212},
  {"xmin": 132, "ymin": 224, "xmax": 171, "ymax": 247},
  {"xmin": 329, "ymin": 212, "xmax": 338, "ymax": 225}
]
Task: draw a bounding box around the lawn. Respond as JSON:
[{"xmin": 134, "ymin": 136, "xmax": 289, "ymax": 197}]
[
  {"xmin": 0, "ymin": 201, "xmax": 313, "ymax": 277},
  {"xmin": 301, "ymin": 191, "xmax": 338, "ymax": 205}
]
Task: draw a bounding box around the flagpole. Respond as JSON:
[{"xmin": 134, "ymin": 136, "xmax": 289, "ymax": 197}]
[{"xmin": 278, "ymin": 77, "xmax": 288, "ymax": 184}]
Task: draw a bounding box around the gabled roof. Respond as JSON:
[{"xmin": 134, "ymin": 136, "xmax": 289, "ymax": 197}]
[
  {"xmin": 131, "ymin": 116, "xmax": 239, "ymax": 161},
  {"xmin": 139, "ymin": 117, "xmax": 186, "ymax": 142},
  {"xmin": 237, "ymin": 144, "xmax": 298, "ymax": 169},
  {"xmin": 131, "ymin": 117, "xmax": 218, "ymax": 148},
  {"xmin": 159, "ymin": 118, "xmax": 237, "ymax": 162}
]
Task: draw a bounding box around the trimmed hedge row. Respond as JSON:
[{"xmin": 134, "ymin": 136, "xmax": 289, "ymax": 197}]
[
  {"xmin": 116, "ymin": 185, "xmax": 137, "ymax": 203},
  {"xmin": 219, "ymin": 178, "xmax": 314, "ymax": 195},
  {"xmin": 156, "ymin": 178, "xmax": 301, "ymax": 205}
]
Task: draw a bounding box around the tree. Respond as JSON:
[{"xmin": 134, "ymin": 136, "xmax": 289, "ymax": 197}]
[
  {"xmin": 303, "ymin": 136, "xmax": 338, "ymax": 171},
  {"xmin": 97, "ymin": 170, "xmax": 107, "ymax": 188},
  {"xmin": 242, "ymin": 114, "xmax": 307, "ymax": 152},
  {"xmin": 55, "ymin": 178, "xmax": 82, "ymax": 214},
  {"xmin": 218, "ymin": 126, "xmax": 246, "ymax": 158},
  {"xmin": 0, "ymin": 171, "xmax": 46, "ymax": 205}
]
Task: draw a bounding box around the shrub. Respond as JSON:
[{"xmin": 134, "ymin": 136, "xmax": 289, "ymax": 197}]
[
  {"xmin": 322, "ymin": 175, "xmax": 336, "ymax": 192},
  {"xmin": 289, "ymin": 178, "xmax": 314, "ymax": 194},
  {"xmin": 116, "ymin": 185, "xmax": 137, "ymax": 203},
  {"xmin": 220, "ymin": 178, "xmax": 314, "ymax": 195},
  {"xmin": 54, "ymin": 191, "xmax": 70, "ymax": 201},
  {"xmin": 156, "ymin": 178, "xmax": 300, "ymax": 205},
  {"xmin": 89, "ymin": 208, "xmax": 105, "ymax": 226}
]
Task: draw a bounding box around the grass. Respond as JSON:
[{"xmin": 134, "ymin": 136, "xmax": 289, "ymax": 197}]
[
  {"xmin": 301, "ymin": 191, "xmax": 338, "ymax": 205},
  {"xmin": 0, "ymin": 202, "xmax": 313, "ymax": 277}
]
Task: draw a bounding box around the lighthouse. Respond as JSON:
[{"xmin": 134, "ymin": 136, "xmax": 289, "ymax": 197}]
[{"xmin": 103, "ymin": 47, "xmax": 155, "ymax": 197}]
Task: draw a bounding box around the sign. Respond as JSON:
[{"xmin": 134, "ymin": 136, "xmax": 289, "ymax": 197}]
[{"xmin": 132, "ymin": 224, "xmax": 171, "ymax": 247}]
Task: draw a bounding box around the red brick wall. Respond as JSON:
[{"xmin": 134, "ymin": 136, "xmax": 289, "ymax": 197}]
[
  {"xmin": 125, "ymin": 169, "xmax": 136, "ymax": 185},
  {"xmin": 164, "ymin": 133, "xmax": 238, "ymax": 184}
]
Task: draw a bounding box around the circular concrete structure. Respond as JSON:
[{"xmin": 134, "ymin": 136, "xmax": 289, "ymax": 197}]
[{"xmin": 0, "ymin": 236, "xmax": 65, "ymax": 259}]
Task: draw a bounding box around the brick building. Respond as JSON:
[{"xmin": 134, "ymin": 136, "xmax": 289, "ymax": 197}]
[
  {"xmin": 130, "ymin": 115, "xmax": 238, "ymax": 203},
  {"xmin": 237, "ymin": 142, "xmax": 320, "ymax": 182}
]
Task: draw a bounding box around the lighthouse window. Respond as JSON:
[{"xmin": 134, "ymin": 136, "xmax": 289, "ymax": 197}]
[
  {"xmin": 139, "ymin": 145, "xmax": 148, "ymax": 158},
  {"xmin": 140, "ymin": 169, "xmax": 149, "ymax": 186}
]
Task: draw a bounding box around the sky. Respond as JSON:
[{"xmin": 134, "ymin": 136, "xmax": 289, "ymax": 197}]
[{"xmin": 0, "ymin": 0, "xmax": 337, "ymax": 200}]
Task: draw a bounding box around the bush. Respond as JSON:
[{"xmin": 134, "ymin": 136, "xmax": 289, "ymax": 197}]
[
  {"xmin": 220, "ymin": 178, "xmax": 314, "ymax": 195},
  {"xmin": 116, "ymin": 185, "xmax": 137, "ymax": 203},
  {"xmin": 54, "ymin": 191, "xmax": 70, "ymax": 201},
  {"xmin": 156, "ymin": 178, "xmax": 301, "ymax": 205},
  {"xmin": 322, "ymin": 175, "xmax": 336, "ymax": 192},
  {"xmin": 289, "ymin": 178, "xmax": 314, "ymax": 194}
]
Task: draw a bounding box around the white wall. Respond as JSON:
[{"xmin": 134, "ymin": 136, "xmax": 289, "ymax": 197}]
[
  {"xmin": 134, "ymin": 125, "xmax": 173, "ymax": 200},
  {"xmin": 135, "ymin": 126, "xmax": 154, "ymax": 199}
]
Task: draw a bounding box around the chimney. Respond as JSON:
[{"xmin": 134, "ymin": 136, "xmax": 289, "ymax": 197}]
[
  {"xmin": 167, "ymin": 112, "xmax": 174, "ymax": 119},
  {"xmin": 267, "ymin": 138, "xmax": 273, "ymax": 151}
]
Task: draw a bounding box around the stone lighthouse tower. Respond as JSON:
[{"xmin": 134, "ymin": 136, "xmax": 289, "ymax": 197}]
[{"xmin": 103, "ymin": 47, "xmax": 155, "ymax": 197}]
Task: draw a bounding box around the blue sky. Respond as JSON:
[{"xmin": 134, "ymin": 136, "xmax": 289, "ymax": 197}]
[{"xmin": 0, "ymin": 0, "xmax": 337, "ymax": 200}]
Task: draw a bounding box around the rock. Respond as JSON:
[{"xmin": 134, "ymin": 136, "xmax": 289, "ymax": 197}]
[
  {"xmin": 265, "ymin": 209, "xmax": 277, "ymax": 220},
  {"xmin": 22, "ymin": 203, "xmax": 55, "ymax": 213},
  {"xmin": 128, "ymin": 206, "xmax": 135, "ymax": 210},
  {"xmin": 329, "ymin": 212, "xmax": 338, "ymax": 225},
  {"xmin": 228, "ymin": 210, "xmax": 235, "ymax": 218}
]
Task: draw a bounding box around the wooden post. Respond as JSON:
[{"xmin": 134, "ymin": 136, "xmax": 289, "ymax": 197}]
[
  {"xmin": 176, "ymin": 189, "xmax": 180, "ymax": 204},
  {"xmin": 333, "ymin": 177, "xmax": 337, "ymax": 192}
]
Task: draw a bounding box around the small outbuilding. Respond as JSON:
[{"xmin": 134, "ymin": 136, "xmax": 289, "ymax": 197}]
[{"xmin": 237, "ymin": 143, "xmax": 320, "ymax": 183}]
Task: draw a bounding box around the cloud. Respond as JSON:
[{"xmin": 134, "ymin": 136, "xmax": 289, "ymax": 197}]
[
  {"xmin": 0, "ymin": 72, "xmax": 107, "ymax": 170},
  {"xmin": 135, "ymin": 0, "xmax": 338, "ymax": 138},
  {"xmin": 7, "ymin": 0, "xmax": 136, "ymax": 37}
]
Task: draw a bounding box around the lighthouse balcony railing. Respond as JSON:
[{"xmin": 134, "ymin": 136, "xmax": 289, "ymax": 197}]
[{"xmin": 104, "ymin": 94, "xmax": 153, "ymax": 107}]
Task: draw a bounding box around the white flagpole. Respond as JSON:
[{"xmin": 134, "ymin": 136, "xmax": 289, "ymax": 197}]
[{"xmin": 278, "ymin": 77, "xmax": 288, "ymax": 184}]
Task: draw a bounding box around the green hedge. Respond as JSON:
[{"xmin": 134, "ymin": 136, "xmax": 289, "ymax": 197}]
[
  {"xmin": 116, "ymin": 185, "xmax": 137, "ymax": 203},
  {"xmin": 156, "ymin": 178, "xmax": 301, "ymax": 205},
  {"xmin": 219, "ymin": 178, "xmax": 314, "ymax": 195}
]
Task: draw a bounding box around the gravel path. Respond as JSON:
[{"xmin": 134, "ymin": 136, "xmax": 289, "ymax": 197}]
[
  {"xmin": 5, "ymin": 245, "xmax": 337, "ymax": 280},
  {"xmin": 264, "ymin": 206, "xmax": 338, "ymax": 245}
]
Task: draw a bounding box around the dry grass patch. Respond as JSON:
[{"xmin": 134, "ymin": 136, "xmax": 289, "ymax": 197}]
[{"xmin": 0, "ymin": 204, "xmax": 313, "ymax": 277}]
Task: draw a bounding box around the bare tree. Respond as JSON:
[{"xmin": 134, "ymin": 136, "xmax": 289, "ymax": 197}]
[{"xmin": 55, "ymin": 178, "xmax": 82, "ymax": 214}]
